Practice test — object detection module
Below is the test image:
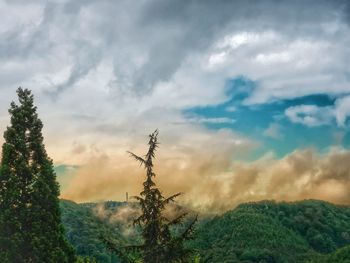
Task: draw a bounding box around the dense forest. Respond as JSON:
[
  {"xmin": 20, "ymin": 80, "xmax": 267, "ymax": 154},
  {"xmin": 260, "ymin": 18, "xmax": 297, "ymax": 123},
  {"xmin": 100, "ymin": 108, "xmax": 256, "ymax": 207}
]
[{"xmin": 60, "ymin": 199, "xmax": 350, "ymax": 263}]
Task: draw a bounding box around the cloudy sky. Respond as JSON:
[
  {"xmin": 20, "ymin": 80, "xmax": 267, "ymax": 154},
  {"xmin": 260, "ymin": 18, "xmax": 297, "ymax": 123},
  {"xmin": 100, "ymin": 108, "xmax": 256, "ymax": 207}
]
[{"xmin": 1, "ymin": 0, "xmax": 350, "ymax": 212}]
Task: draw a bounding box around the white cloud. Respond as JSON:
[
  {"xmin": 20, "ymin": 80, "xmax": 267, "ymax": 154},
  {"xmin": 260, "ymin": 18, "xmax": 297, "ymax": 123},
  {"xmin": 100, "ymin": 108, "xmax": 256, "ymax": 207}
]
[
  {"xmin": 285, "ymin": 105, "xmax": 334, "ymax": 127},
  {"xmin": 255, "ymin": 51, "xmax": 292, "ymax": 65},
  {"xmin": 334, "ymin": 95, "xmax": 350, "ymax": 126},
  {"xmin": 186, "ymin": 116, "xmax": 236, "ymax": 125},
  {"xmin": 284, "ymin": 95, "xmax": 350, "ymax": 127}
]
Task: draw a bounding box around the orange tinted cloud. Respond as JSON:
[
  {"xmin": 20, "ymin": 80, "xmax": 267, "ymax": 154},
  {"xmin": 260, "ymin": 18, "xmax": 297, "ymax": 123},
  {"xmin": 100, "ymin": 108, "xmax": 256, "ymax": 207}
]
[{"xmin": 60, "ymin": 130, "xmax": 350, "ymax": 213}]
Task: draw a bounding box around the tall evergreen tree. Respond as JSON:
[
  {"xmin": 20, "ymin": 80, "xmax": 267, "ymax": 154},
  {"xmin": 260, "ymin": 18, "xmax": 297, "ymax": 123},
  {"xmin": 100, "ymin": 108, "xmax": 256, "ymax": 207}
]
[
  {"xmin": 0, "ymin": 88, "xmax": 75, "ymax": 263},
  {"xmin": 126, "ymin": 130, "xmax": 197, "ymax": 263}
]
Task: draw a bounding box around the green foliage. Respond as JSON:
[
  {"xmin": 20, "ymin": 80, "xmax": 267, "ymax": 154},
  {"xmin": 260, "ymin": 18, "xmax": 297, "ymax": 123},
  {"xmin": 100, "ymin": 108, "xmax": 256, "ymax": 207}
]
[
  {"xmin": 191, "ymin": 200, "xmax": 350, "ymax": 263},
  {"xmin": 60, "ymin": 198, "xmax": 350, "ymax": 263},
  {"xmin": 238, "ymin": 200, "xmax": 350, "ymax": 253},
  {"xmin": 307, "ymin": 245, "xmax": 350, "ymax": 262},
  {"xmin": 191, "ymin": 208, "xmax": 309, "ymax": 262},
  {"xmin": 61, "ymin": 200, "xmax": 123, "ymax": 263},
  {"xmin": 0, "ymin": 88, "xmax": 75, "ymax": 262},
  {"xmin": 61, "ymin": 200, "xmax": 201, "ymax": 263},
  {"xmin": 76, "ymin": 256, "xmax": 98, "ymax": 263},
  {"xmin": 331, "ymin": 245, "xmax": 350, "ymax": 262}
]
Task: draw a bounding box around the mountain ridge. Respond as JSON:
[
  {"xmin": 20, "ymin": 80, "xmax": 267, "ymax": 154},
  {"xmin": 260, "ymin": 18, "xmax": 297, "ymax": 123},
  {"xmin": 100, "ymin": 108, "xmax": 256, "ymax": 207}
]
[{"xmin": 60, "ymin": 199, "xmax": 350, "ymax": 262}]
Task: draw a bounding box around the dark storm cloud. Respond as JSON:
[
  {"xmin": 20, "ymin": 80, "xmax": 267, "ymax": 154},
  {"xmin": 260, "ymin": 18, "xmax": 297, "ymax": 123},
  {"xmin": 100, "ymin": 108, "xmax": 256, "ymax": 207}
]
[
  {"xmin": 122, "ymin": 0, "xmax": 343, "ymax": 94},
  {"xmin": 1, "ymin": 0, "xmax": 350, "ymax": 138},
  {"xmin": 1, "ymin": 0, "xmax": 347, "ymax": 96}
]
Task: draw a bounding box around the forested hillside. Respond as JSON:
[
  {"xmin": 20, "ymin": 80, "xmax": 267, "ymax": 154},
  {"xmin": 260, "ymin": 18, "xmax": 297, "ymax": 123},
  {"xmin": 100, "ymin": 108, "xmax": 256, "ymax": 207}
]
[
  {"xmin": 60, "ymin": 200, "xmax": 120, "ymax": 262},
  {"xmin": 238, "ymin": 200, "xmax": 350, "ymax": 253},
  {"xmin": 191, "ymin": 200, "xmax": 350, "ymax": 262},
  {"xmin": 60, "ymin": 199, "xmax": 350, "ymax": 263},
  {"xmin": 60, "ymin": 200, "xmax": 199, "ymax": 262}
]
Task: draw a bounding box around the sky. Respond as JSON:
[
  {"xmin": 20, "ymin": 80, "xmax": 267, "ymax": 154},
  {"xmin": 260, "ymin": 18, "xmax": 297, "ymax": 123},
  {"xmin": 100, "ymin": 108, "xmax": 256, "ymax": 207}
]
[{"xmin": 0, "ymin": 0, "xmax": 350, "ymax": 212}]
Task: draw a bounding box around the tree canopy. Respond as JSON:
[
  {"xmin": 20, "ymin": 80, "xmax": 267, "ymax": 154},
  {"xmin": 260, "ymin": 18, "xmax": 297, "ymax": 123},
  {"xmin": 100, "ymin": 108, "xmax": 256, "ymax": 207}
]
[
  {"xmin": 104, "ymin": 130, "xmax": 197, "ymax": 263},
  {"xmin": 0, "ymin": 88, "xmax": 75, "ymax": 263}
]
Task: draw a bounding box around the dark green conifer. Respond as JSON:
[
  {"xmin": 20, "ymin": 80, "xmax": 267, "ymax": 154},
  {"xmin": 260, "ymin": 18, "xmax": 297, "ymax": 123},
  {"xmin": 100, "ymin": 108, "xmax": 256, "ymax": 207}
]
[
  {"xmin": 0, "ymin": 88, "xmax": 75, "ymax": 262},
  {"xmin": 127, "ymin": 130, "xmax": 197, "ymax": 263}
]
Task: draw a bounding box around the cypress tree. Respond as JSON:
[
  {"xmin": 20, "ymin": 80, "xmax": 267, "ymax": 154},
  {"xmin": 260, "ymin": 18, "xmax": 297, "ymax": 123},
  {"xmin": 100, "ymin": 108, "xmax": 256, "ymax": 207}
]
[
  {"xmin": 127, "ymin": 130, "xmax": 197, "ymax": 263},
  {"xmin": 0, "ymin": 88, "xmax": 75, "ymax": 262}
]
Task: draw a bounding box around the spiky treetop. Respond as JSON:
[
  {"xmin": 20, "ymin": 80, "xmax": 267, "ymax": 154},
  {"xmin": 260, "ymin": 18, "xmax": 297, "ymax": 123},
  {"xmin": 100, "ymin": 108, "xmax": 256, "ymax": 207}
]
[{"xmin": 127, "ymin": 130, "xmax": 197, "ymax": 263}]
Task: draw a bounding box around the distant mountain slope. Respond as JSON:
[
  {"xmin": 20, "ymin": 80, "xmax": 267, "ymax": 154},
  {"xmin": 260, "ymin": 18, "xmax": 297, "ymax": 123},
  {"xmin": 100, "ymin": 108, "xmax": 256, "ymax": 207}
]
[
  {"xmin": 60, "ymin": 199, "xmax": 350, "ymax": 263},
  {"xmin": 238, "ymin": 200, "xmax": 350, "ymax": 253},
  {"xmin": 60, "ymin": 200, "xmax": 125, "ymax": 263},
  {"xmin": 191, "ymin": 200, "xmax": 350, "ymax": 263},
  {"xmin": 60, "ymin": 199, "xmax": 199, "ymax": 262},
  {"xmin": 308, "ymin": 244, "xmax": 350, "ymax": 263},
  {"xmin": 191, "ymin": 206, "xmax": 309, "ymax": 262}
]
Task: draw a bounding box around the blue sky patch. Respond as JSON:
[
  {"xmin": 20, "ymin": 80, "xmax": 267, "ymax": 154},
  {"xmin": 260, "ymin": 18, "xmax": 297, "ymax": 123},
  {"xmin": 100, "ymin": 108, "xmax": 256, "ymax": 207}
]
[{"xmin": 185, "ymin": 76, "xmax": 349, "ymax": 159}]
